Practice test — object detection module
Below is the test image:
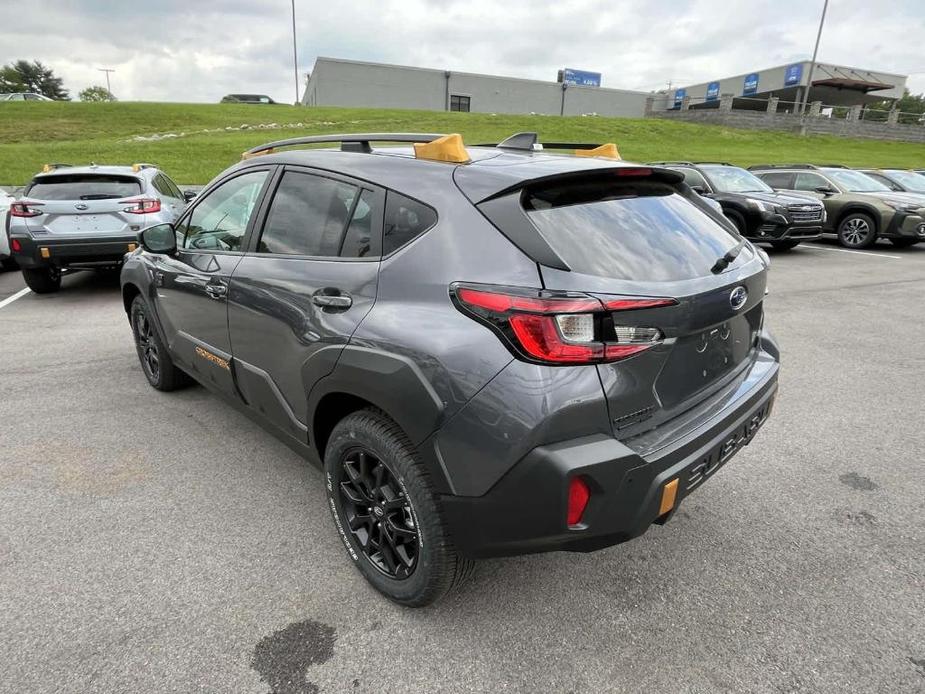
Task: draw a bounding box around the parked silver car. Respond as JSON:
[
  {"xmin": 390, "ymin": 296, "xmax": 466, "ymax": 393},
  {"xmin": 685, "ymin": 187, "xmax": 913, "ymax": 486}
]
[
  {"xmin": 8, "ymin": 163, "xmax": 193, "ymax": 292},
  {"xmin": 1, "ymin": 186, "xmax": 16, "ymax": 269}
]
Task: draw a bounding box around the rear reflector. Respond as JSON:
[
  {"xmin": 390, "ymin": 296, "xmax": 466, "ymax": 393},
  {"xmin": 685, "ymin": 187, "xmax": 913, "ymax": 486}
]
[
  {"xmin": 11, "ymin": 239, "xmax": 21, "ymax": 252},
  {"xmin": 659, "ymin": 479, "xmax": 679, "ymax": 516},
  {"xmin": 40, "ymin": 247, "xmax": 50, "ymax": 259},
  {"xmin": 567, "ymin": 476, "xmax": 591, "ymax": 526}
]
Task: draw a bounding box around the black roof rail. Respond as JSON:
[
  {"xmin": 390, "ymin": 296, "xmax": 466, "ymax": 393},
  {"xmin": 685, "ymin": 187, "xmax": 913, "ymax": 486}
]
[
  {"xmin": 814, "ymin": 163, "xmax": 849, "ymax": 168},
  {"xmin": 692, "ymin": 161, "xmax": 736, "ymax": 166},
  {"xmin": 646, "ymin": 161, "xmax": 695, "ymax": 166},
  {"xmin": 746, "ymin": 163, "xmax": 820, "ymax": 171},
  {"xmin": 244, "ymin": 133, "xmax": 447, "ymax": 157},
  {"xmin": 474, "ymin": 132, "xmax": 610, "ymax": 152}
]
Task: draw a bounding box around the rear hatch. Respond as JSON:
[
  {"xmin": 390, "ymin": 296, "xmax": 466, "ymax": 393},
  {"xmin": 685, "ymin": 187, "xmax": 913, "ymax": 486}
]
[
  {"xmin": 480, "ymin": 168, "xmax": 767, "ymax": 436},
  {"xmin": 24, "ymin": 173, "xmax": 144, "ymax": 235}
]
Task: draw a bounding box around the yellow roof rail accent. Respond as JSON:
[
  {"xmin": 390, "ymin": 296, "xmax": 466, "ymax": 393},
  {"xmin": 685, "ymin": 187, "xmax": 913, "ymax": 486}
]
[
  {"xmin": 413, "ymin": 133, "xmax": 470, "ymax": 164},
  {"xmin": 575, "ymin": 143, "xmax": 622, "ymax": 160},
  {"xmin": 242, "ymin": 147, "xmax": 275, "ymax": 160}
]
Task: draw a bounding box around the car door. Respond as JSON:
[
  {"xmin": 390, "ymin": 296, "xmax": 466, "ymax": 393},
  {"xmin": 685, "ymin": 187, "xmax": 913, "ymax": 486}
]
[
  {"xmin": 227, "ymin": 167, "xmax": 384, "ymax": 439},
  {"xmin": 150, "ymin": 168, "xmax": 272, "ymax": 397}
]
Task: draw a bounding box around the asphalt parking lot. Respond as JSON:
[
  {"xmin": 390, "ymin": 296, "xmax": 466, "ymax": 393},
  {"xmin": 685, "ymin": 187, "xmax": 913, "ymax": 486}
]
[{"xmin": 1, "ymin": 239, "xmax": 924, "ymax": 694}]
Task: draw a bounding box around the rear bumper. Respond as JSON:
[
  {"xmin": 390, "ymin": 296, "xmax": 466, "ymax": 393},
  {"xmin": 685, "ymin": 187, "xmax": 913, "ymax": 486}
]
[
  {"xmin": 441, "ymin": 341, "xmax": 780, "ymax": 559},
  {"xmin": 9, "ymin": 234, "xmax": 137, "ymax": 269}
]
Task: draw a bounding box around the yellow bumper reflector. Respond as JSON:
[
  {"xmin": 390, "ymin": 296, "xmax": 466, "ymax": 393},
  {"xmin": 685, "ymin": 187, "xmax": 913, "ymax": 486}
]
[
  {"xmin": 414, "ymin": 133, "xmax": 470, "ymax": 163},
  {"xmin": 127, "ymin": 243, "xmax": 137, "ymax": 252},
  {"xmin": 242, "ymin": 147, "xmax": 274, "ymax": 160},
  {"xmin": 40, "ymin": 247, "xmax": 51, "ymax": 259},
  {"xmin": 576, "ymin": 143, "xmax": 622, "ymax": 160},
  {"xmin": 659, "ymin": 479, "xmax": 679, "ymax": 516}
]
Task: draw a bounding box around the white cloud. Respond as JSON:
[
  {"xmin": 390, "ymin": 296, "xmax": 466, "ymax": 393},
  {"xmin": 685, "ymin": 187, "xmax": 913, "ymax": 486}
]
[{"xmin": 2, "ymin": 0, "xmax": 923, "ymax": 102}]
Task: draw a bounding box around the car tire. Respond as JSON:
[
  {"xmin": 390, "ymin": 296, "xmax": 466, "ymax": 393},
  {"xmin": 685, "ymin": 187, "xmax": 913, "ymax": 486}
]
[
  {"xmin": 725, "ymin": 209, "xmax": 747, "ymax": 236},
  {"xmin": 770, "ymin": 239, "xmax": 801, "ymax": 251},
  {"xmin": 130, "ymin": 295, "xmax": 190, "ymax": 391},
  {"xmin": 324, "ymin": 408, "xmax": 475, "ymax": 607},
  {"xmin": 837, "ymin": 213, "xmax": 877, "ymax": 248},
  {"xmin": 21, "ymin": 267, "xmax": 61, "ymax": 293},
  {"xmin": 889, "ymin": 238, "xmax": 919, "ymax": 248}
]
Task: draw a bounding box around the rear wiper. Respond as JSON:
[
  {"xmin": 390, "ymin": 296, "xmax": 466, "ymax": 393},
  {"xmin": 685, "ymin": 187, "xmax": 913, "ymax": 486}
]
[{"xmin": 711, "ymin": 239, "xmax": 746, "ymax": 274}]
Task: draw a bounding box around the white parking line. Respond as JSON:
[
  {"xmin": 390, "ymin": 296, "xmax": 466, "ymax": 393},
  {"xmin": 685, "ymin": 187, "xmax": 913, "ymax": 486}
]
[
  {"xmin": 0, "ymin": 287, "xmax": 31, "ymax": 310},
  {"xmin": 803, "ymin": 245, "xmax": 903, "ymax": 260}
]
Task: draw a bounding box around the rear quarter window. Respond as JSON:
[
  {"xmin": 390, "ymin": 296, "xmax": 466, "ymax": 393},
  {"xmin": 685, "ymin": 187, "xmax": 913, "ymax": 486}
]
[
  {"xmin": 382, "ymin": 192, "xmax": 437, "ymax": 255},
  {"xmin": 27, "ymin": 174, "xmax": 142, "ymax": 200},
  {"xmin": 523, "ymin": 179, "xmax": 741, "ymax": 282}
]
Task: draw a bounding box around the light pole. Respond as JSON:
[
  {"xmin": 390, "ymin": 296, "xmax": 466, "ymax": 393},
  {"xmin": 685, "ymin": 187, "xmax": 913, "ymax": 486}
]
[
  {"xmin": 799, "ymin": 0, "xmax": 829, "ymax": 115},
  {"xmin": 290, "ymin": 0, "xmax": 300, "ymax": 105},
  {"xmin": 97, "ymin": 68, "xmax": 115, "ymax": 95}
]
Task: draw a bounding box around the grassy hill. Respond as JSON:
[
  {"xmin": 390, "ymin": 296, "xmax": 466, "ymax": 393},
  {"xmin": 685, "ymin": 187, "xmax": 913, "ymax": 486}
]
[{"xmin": 2, "ymin": 101, "xmax": 924, "ymax": 185}]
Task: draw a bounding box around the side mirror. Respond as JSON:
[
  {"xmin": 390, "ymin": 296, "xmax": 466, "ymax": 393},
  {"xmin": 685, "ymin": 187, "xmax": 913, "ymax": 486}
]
[
  {"xmin": 690, "ymin": 185, "xmax": 707, "ymax": 195},
  {"xmin": 183, "ymin": 190, "xmax": 198, "ymax": 202},
  {"xmin": 815, "ymin": 186, "xmax": 837, "ymax": 195},
  {"xmin": 139, "ymin": 223, "xmax": 177, "ymax": 255}
]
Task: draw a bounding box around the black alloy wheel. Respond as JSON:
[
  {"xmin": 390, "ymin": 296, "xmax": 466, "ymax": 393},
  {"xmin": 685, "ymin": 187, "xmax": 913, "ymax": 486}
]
[
  {"xmin": 134, "ymin": 308, "xmax": 160, "ymax": 383},
  {"xmin": 338, "ymin": 448, "xmax": 418, "ymax": 579}
]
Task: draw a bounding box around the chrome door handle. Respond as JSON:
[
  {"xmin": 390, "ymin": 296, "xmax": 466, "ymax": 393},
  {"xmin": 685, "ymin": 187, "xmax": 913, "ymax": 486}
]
[
  {"xmin": 312, "ymin": 293, "xmax": 352, "ymax": 309},
  {"xmin": 205, "ymin": 283, "xmax": 227, "ymax": 300}
]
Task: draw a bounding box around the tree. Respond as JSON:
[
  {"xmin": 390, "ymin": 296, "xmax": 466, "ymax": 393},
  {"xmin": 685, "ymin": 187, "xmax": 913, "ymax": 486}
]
[
  {"xmin": 79, "ymin": 85, "xmax": 116, "ymax": 102},
  {"xmin": 0, "ymin": 60, "xmax": 69, "ymax": 100}
]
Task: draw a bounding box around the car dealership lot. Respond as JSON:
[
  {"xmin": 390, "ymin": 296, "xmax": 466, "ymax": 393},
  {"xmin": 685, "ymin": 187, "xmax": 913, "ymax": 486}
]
[{"xmin": 1, "ymin": 241, "xmax": 924, "ymax": 693}]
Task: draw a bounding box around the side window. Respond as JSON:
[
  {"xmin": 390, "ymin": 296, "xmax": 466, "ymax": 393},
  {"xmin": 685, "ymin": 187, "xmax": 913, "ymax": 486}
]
[
  {"xmin": 340, "ymin": 189, "xmax": 381, "ymax": 258},
  {"xmin": 182, "ymin": 170, "xmax": 268, "ymax": 251},
  {"xmin": 678, "ymin": 168, "xmax": 709, "ymax": 189},
  {"xmin": 793, "ymin": 172, "xmax": 829, "ymax": 192},
  {"xmin": 151, "ymin": 174, "xmax": 169, "ymax": 197},
  {"xmin": 382, "ymin": 192, "xmax": 437, "ymax": 255},
  {"xmin": 758, "ymin": 171, "xmax": 794, "ymax": 189},
  {"xmin": 258, "ymin": 171, "xmax": 359, "ymax": 256},
  {"xmin": 163, "ymin": 175, "xmax": 184, "ymax": 199}
]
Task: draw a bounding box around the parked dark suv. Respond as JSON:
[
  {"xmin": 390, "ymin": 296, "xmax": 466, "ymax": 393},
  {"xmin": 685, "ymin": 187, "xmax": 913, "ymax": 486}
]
[
  {"xmin": 121, "ymin": 133, "xmax": 780, "ymax": 606},
  {"xmin": 651, "ymin": 162, "xmax": 824, "ymax": 250}
]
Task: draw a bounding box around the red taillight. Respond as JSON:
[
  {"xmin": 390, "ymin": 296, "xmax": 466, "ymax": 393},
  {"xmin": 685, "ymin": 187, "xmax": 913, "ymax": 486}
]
[
  {"xmin": 120, "ymin": 198, "xmax": 162, "ymax": 214},
  {"xmin": 452, "ymin": 283, "xmax": 674, "ymax": 366},
  {"xmin": 10, "ymin": 201, "xmax": 43, "ymax": 218},
  {"xmin": 567, "ymin": 476, "xmax": 591, "ymax": 526},
  {"xmin": 11, "ymin": 239, "xmax": 22, "ymax": 252}
]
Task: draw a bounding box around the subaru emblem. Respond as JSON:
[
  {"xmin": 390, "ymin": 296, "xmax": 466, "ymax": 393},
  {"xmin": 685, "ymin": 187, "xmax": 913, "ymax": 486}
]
[
  {"xmin": 75, "ymin": 203, "xmax": 88, "ymax": 210},
  {"xmin": 730, "ymin": 286, "xmax": 748, "ymax": 311}
]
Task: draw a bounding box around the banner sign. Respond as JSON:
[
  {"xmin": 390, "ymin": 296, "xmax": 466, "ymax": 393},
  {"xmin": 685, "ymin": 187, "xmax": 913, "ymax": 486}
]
[
  {"xmin": 563, "ymin": 68, "xmax": 602, "ymax": 87},
  {"xmin": 743, "ymin": 73, "xmax": 760, "ymax": 95},
  {"xmin": 784, "ymin": 63, "xmax": 803, "ymax": 86},
  {"xmin": 673, "ymin": 88, "xmax": 687, "ymax": 108},
  {"xmin": 706, "ymin": 81, "xmax": 721, "ymax": 101}
]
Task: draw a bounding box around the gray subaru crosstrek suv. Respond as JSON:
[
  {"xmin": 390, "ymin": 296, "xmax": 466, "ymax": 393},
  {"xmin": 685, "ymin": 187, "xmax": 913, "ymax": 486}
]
[{"xmin": 121, "ymin": 133, "xmax": 780, "ymax": 606}]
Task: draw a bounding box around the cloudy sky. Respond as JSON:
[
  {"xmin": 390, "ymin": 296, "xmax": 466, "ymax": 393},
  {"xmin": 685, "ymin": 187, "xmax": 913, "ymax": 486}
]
[{"xmin": 4, "ymin": 0, "xmax": 925, "ymax": 102}]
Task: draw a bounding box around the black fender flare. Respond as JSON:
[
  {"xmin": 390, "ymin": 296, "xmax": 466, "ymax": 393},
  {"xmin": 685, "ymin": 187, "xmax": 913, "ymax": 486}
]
[{"xmin": 305, "ymin": 346, "xmax": 452, "ymax": 492}]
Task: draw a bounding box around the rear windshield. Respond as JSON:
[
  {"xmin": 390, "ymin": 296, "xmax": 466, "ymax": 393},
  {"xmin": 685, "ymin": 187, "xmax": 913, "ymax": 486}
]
[
  {"xmin": 28, "ymin": 174, "xmax": 142, "ymax": 201},
  {"xmin": 523, "ymin": 180, "xmax": 742, "ymax": 281}
]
